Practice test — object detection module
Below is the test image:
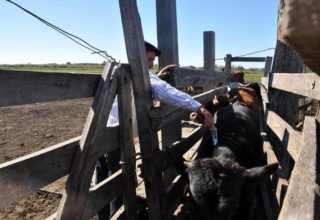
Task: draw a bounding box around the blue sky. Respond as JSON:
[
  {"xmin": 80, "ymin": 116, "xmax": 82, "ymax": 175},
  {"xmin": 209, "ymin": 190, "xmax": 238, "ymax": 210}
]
[{"xmin": 0, "ymin": 0, "xmax": 279, "ymax": 68}]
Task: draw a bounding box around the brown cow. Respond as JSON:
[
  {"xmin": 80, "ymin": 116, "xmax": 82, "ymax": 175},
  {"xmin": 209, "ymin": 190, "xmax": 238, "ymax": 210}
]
[{"xmin": 190, "ymin": 82, "xmax": 262, "ymax": 124}]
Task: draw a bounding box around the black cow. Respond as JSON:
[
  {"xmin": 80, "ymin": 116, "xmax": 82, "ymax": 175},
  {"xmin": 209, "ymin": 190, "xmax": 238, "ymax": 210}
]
[{"xmin": 183, "ymin": 102, "xmax": 278, "ymax": 220}]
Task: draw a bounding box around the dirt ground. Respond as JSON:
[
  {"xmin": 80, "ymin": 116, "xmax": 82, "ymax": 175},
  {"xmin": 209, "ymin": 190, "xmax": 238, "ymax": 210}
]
[
  {"xmin": 0, "ymin": 98, "xmax": 92, "ymax": 219},
  {"xmin": 0, "ymin": 98, "xmax": 199, "ymax": 219}
]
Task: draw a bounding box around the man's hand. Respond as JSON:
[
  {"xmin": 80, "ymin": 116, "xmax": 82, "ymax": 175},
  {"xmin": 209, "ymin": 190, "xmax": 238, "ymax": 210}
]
[
  {"xmin": 197, "ymin": 107, "xmax": 214, "ymax": 128},
  {"xmin": 157, "ymin": 64, "xmax": 177, "ymax": 79}
]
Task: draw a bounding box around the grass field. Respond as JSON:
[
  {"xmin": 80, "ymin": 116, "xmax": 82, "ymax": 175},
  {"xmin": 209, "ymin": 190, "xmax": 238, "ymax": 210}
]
[
  {"xmin": 0, "ymin": 65, "xmax": 264, "ymax": 83},
  {"xmin": 0, "ymin": 66, "xmax": 104, "ymax": 74},
  {"xmin": 243, "ymin": 70, "xmax": 263, "ymax": 83}
]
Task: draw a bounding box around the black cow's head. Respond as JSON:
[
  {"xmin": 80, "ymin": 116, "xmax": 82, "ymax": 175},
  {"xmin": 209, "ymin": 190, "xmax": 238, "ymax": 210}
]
[{"xmin": 184, "ymin": 157, "xmax": 278, "ymax": 220}]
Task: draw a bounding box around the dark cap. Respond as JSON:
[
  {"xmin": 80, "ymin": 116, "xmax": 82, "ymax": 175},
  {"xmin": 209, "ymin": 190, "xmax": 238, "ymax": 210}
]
[{"xmin": 145, "ymin": 41, "xmax": 161, "ymax": 56}]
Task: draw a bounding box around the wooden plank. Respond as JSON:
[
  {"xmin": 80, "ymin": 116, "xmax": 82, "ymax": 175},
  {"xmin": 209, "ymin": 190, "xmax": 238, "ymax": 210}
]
[
  {"xmin": 265, "ymin": 110, "xmax": 301, "ymax": 162},
  {"xmin": 264, "ymin": 56, "xmax": 273, "ymax": 77},
  {"xmin": 0, "ymin": 70, "xmax": 99, "ymax": 107},
  {"xmin": 271, "ymin": 73, "xmax": 320, "ymax": 100},
  {"xmin": 117, "ymin": 69, "xmax": 137, "ymax": 219},
  {"xmin": 56, "ymin": 62, "xmax": 118, "ymax": 220},
  {"xmin": 260, "ymin": 83, "xmax": 270, "ymax": 113},
  {"xmin": 162, "ymin": 126, "xmax": 204, "ymax": 186},
  {"xmin": 150, "ymin": 87, "xmax": 227, "ymax": 127},
  {"xmin": 224, "ymin": 54, "xmax": 232, "ymax": 73},
  {"xmin": 92, "ymin": 126, "xmax": 120, "ymax": 157},
  {"xmin": 193, "ymin": 86, "xmax": 227, "ymax": 104},
  {"xmin": 0, "ymin": 136, "xmax": 80, "ymax": 208},
  {"xmin": 231, "ymin": 57, "xmax": 266, "ymax": 62},
  {"xmin": 156, "ymin": 0, "xmax": 181, "ymax": 149},
  {"xmin": 279, "ymin": 117, "xmax": 318, "ymax": 220},
  {"xmin": 165, "ymin": 175, "xmax": 188, "ymax": 219},
  {"xmin": 119, "ymin": 1, "xmax": 164, "ymax": 219},
  {"xmin": 175, "ymin": 68, "xmax": 230, "ymax": 88},
  {"xmin": 160, "ymin": 127, "xmax": 206, "ymax": 172},
  {"xmin": 203, "ymin": 31, "xmax": 215, "ymax": 72},
  {"xmin": 261, "ymin": 132, "xmax": 286, "ymax": 215},
  {"xmin": 83, "ymin": 170, "xmax": 123, "ymax": 220}
]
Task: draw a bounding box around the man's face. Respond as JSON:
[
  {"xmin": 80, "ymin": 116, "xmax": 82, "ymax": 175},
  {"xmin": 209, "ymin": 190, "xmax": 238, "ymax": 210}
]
[{"xmin": 146, "ymin": 51, "xmax": 156, "ymax": 69}]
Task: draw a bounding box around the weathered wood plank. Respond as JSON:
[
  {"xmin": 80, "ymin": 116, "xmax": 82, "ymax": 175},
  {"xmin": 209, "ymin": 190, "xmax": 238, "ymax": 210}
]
[
  {"xmin": 119, "ymin": 1, "xmax": 164, "ymax": 219},
  {"xmin": 83, "ymin": 170, "xmax": 123, "ymax": 220},
  {"xmin": 56, "ymin": 62, "xmax": 118, "ymax": 220},
  {"xmin": 231, "ymin": 57, "xmax": 266, "ymax": 62},
  {"xmin": 265, "ymin": 110, "xmax": 301, "ymax": 162},
  {"xmin": 92, "ymin": 126, "xmax": 120, "ymax": 157},
  {"xmin": 117, "ymin": 69, "xmax": 137, "ymax": 219},
  {"xmin": 0, "ymin": 70, "xmax": 99, "ymax": 107},
  {"xmin": 264, "ymin": 56, "xmax": 273, "ymax": 77},
  {"xmin": 156, "ymin": 0, "xmax": 182, "ymax": 150},
  {"xmin": 271, "ymin": 73, "xmax": 320, "ymax": 100},
  {"xmin": 150, "ymin": 87, "xmax": 227, "ymax": 128},
  {"xmin": 224, "ymin": 54, "xmax": 232, "ymax": 73},
  {"xmin": 278, "ymin": 117, "xmax": 318, "ymax": 220},
  {"xmin": 175, "ymin": 68, "xmax": 230, "ymax": 88},
  {"xmin": 162, "ymin": 126, "xmax": 205, "ymax": 187},
  {"xmin": 203, "ymin": 31, "xmax": 215, "ymax": 72},
  {"xmin": 0, "ymin": 136, "xmax": 80, "ymax": 208},
  {"xmin": 165, "ymin": 175, "xmax": 188, "ymax": 219},
  {"xmin": 261, "ymin": 132, "xmax": 286, "ymax": 214},
  {"xmin": 193, "ymin": 86, "xmax": 227, "ymax": 104},
  {"xmin": 260, "ymin": 83, "xmax": 270, "ymax": 113}
]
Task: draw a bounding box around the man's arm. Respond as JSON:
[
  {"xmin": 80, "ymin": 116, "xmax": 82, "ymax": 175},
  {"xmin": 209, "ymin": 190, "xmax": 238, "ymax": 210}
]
[
  {"xmin": 149, "ymin": 70, "xmax": 213, "ymax": 128},
  {"xmin": 156, "ymin": 64, "xmax": 177, "ymax": 79}
]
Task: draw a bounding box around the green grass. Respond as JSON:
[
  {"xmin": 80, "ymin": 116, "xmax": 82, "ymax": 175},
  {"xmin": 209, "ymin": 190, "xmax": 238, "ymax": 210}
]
[
  {"xmin": 0, "ymin": 65, "xmax": 264, "ymax": 82},
  {"xmin": 243, "ymin": 70, "xmax": 264, "ymax": 83},
  {"xmin": 0, "ymin": 66, "xmax": 104, "ymax": 74}
]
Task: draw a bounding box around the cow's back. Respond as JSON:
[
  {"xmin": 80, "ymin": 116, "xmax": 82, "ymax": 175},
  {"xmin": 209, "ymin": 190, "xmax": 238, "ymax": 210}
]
[{"xmin": 214, "ymin": 101, "xmax": 262, "ymax": 167}]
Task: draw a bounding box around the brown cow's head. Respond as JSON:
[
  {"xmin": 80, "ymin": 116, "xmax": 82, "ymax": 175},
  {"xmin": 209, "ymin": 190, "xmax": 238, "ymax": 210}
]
[{"xmin": 189, "ymin": 95, "xmax": 229, "ymax": 124}]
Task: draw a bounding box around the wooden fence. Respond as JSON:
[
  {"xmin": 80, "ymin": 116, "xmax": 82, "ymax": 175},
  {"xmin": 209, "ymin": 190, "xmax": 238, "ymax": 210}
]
[
  {"xmin": 260, "ymin": 70, "xmax": 320, "ymax": 219},
  {"xmin": 0, "ymin": 0, "xmax": 230, "ymax": 218},
  {"xmin": 224, "ymin": 54, "xmax": 273, "ymax": 77},
  {"xmin": 0, "ymin": 62, "xmax": 228, "ymax": 219},
  {"xmin": 1, "ymin": 0, "xmax": 319, "ymax": 219}
]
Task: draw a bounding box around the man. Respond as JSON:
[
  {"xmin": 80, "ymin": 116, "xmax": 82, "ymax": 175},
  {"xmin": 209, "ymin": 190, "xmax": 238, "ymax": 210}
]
[{"xmin": 96, "ymin": 41, "xmax": 214, "ymax": 219}]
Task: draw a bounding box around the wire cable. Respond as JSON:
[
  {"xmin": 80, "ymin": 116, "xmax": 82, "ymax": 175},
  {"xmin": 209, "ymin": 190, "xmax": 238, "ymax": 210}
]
[
  {"xmin": 5, "ymin": 0, "xmax": 117, "ymax": 63},
  {"xmin": 215, "ymin": 47, "xmax": 275, "ymax": 61}
]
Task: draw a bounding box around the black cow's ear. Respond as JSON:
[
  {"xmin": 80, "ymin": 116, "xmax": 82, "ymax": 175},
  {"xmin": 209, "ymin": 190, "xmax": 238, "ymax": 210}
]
[{"xmin": 244, "ymin": 163, "xmax": 279, "ymax": 184}]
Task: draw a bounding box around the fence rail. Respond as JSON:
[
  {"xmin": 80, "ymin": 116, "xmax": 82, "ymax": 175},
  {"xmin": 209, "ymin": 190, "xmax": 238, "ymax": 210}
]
[{"xmin": 0, "ymin": 70, "xmax": 100, "ymax": 107}]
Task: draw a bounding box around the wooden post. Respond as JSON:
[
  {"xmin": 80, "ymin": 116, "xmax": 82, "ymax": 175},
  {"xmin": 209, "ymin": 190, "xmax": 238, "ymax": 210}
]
[
  {"xmin": 264, "ymin": 56, "xmax": 273, "ymax": 77},
  {"xmin": 119, "ymin": 1, "xmax": 165, "ymax": 219},
  {"xmin": 117, "ymin": 67, "xmax": 137, "ymax": 220},
  {"xmin": 156, "ymin": 0, "xmax": 182, "ymax": 147},
  {"xmin": 270, "ymin": 0, "xmax": 304, "ymax": 127},
  {"xmin": 224, "ymin": 54, "xmax": 232, "ymax": 74},
  {"xmin": 203, "ymin": 31, "xmax": 215, "ymax": 72}
]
